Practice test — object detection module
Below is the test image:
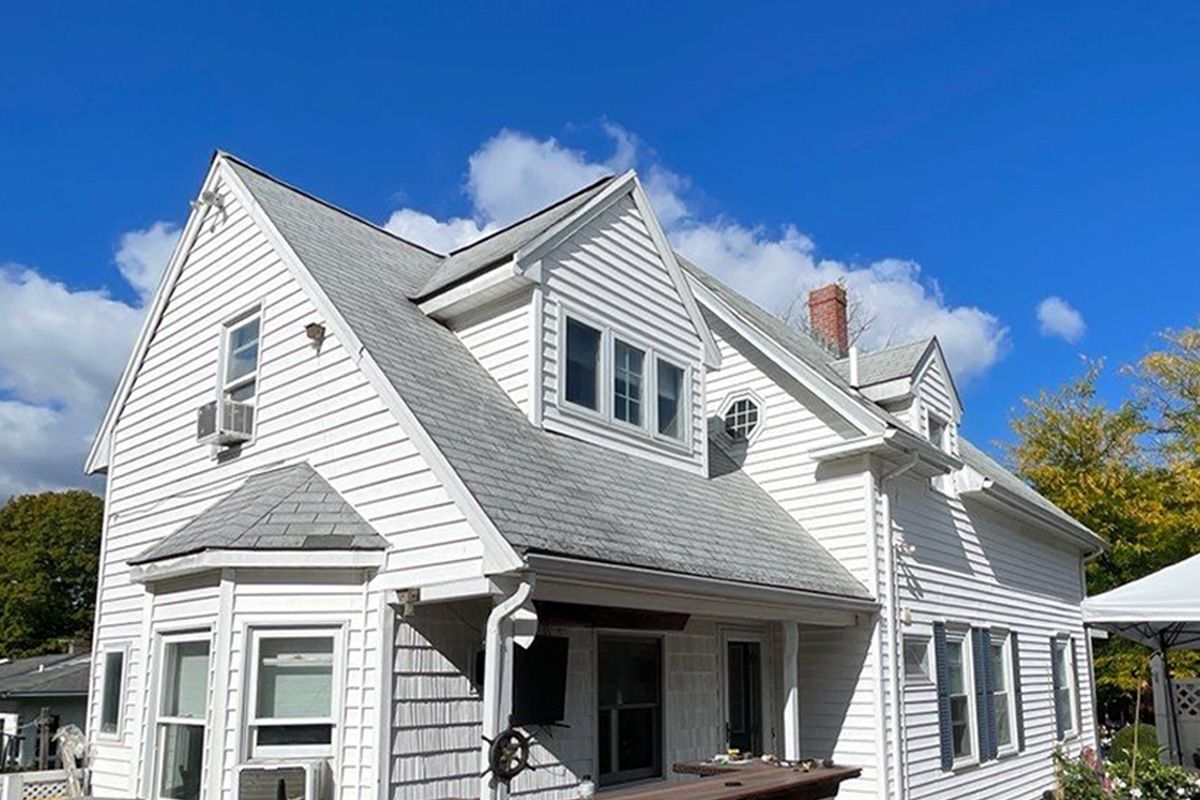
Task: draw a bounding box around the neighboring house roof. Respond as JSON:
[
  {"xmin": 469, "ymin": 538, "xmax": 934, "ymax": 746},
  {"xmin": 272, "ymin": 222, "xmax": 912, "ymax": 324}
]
[
  {"xmin": 829, "ymin": 339, "xmax": 934, "ymax": 387},
  {"xmin": 130, "ymin": 463, "xmax": 388, "ymax": 565},
  {"xmin": 414, "ymin": 176, "xmax": 616, "ymax": 299},
  {"xmin": 0, "ymin": 654, "xmax": 90, "ymax": 697},
  {"xmin": 224, "ymin": 157, "xmax": 871, "ymax": 600}
]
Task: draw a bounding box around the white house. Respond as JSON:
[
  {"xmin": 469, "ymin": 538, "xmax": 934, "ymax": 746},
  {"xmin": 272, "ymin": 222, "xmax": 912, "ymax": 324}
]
[{"xmin": 82, "ymin": 152, "xmax": 1104, "ymax": 800}]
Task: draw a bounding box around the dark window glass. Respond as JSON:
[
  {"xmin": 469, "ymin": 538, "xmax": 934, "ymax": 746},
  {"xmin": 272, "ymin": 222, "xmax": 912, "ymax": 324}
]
[
  {"xmin": 723, "ymin": 398, "xmax": 760, "ymax": 441},
  {"xmin": 101, "ymin": 650, "xmax": 124, "ymax": 734},
  {"xmin": 613, "ymin": 340, "xmax": 645, "ymax": 426},
  {"xmin": 597, "ymin": 637, "xmax": 661, "ymax": 786},
  {"xmin": 565, "ymin": 318, "xmax": 601, "ymax": 409},
  {"xmin": 656, "ymin": 361, "xmax": 685, "ymax": 439}
]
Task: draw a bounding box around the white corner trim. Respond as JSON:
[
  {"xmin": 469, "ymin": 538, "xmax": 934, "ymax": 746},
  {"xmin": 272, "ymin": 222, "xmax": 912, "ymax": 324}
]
[
  {"xmin": 85, "ymin": 156, "xmax": 226, "ymax": 474},
  {"xmin": 220, "ymin": 159, "xmax": 526, "ymax": 576},
  {"xmin": 129, "ymin": 549, "xmax": 385, "ymax": 583}
]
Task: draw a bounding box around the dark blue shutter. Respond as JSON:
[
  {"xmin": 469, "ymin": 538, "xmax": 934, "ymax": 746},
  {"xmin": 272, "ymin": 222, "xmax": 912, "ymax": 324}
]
[
  {"xmin": 981, "ymin": 629, "xmax": 997, "ymax": 760},
  {"xmin": 934, "ymin": 622, "xmax": 953, "ymax": 770},
  {"xmin": 1011, "ymin": 632, "xmax": 1026, "ymax": 751},
  {"xmin": 1050, "ymin": 637, "xmax": 1066, "ymax": 739},
  {"xmin": 972, "ymin": 628, "xmax": 996, "ymax": 761}
]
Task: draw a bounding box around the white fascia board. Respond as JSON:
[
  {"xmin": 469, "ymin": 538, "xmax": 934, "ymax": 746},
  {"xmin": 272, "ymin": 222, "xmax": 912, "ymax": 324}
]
[
  {"xmin": 417, "ymin": 259, "xmax": 535, "ymax": 321},
  {"xmin": 129, "ymin": 549, "xmax": 385, "ymax": 584},
  {"xmin": 525, "ymin": 553, "xmax": 878, "ymax": 622},
  {"xmin": 917, "ymin": 338, "xmax": 965, "ymax": 419},
  {"xmin": 513, "ymin": 171, "xmax": 723, "ymax": 370},
  {"xmin": 689, "ymin": 278, "xmax": 884, "ymax": 436},
  {"xmin": 959, "ymin": 481, "xmax": 1105, "ymax": 554},
  {"xmin": 85, "ymin": 155, "xmax": 225, "ymax": 474},
  {"xmin": 221, "ymin": 160, "xmax": 526, "ymax": 576},
  {"xmin": 809, "ymin": 429, "xmax": 962, "ymax": 476},
  {"xmin": 858, "ymin": 377, "xmax": 914, "ymax": 403}
]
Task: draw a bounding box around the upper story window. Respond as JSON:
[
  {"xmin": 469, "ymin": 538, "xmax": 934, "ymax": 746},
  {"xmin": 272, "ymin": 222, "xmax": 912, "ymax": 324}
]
[
  {"xmin": 223, "ymin": 312, "xmax": 261, "ymax": 402},
  {"xmin": 928, "ymin": 413, "xmax": 949, "ymax": 451},
  {"xmin": 656, "ymin": 359, "xmax": 685, "ymax": 441},
  {"xmin": 723, "ymin": 397, "xmax": 761, "ymax": 442},
  {"xmin": 565, "ymin": 318, "xmax": 602, "ymax": 411},
  {"xmin": 613, "ymin": 340, "xmax": 645, "ymax": 426}
]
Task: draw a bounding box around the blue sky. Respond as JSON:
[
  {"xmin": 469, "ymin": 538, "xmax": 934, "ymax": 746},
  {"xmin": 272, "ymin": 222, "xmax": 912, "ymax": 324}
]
[{"xmin": 2, "ymin": 2, "xmax": 1198, "ymax": 496}]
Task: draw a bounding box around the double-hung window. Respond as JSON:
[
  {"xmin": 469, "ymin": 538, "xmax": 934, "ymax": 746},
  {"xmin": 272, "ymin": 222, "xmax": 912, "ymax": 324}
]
[
  {"xmin": 597, "ymin": 636, "xmax": 662, "ymax": 786},
  {"xmin": 944, "ymin": 632, "xmax": 975, "ymax": 764},
  {"xmin": 564, "ymin": 318, "xmax": 602, "ymax": 411},
  {"xmin": 99, "ymin": 647, "xmax": 127, "ymax": 736},
  {"xmin": 248, "ymin": 631, "xmax": 337, "ymax": 758},
  {"xmin": 222, "ymin": 312, "xmax": 261, "ymax": 403},
  {"xmin": 155, "ymin": 635, "xmax": 211, "ymax": 800},
  {"xmin": 1051, "ymin": 636, "xmax": 1078, "ymax": 739},
  {"xmin": 655, "ymin": 359, "xmax": 685, "ymax": 441},
  {"xmin": 613, "ymin": 339, "xmax": 645, "ymax": 427},
  {"xmin": 991, "ymin": 632, "xmax": 1018, "ymax": 754}
]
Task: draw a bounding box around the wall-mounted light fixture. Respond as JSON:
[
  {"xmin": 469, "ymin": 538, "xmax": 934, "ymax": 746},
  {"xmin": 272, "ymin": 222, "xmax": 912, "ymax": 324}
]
[{"xmin": 305, "ymin": 322, "xmax": 326, "ymax": 350}]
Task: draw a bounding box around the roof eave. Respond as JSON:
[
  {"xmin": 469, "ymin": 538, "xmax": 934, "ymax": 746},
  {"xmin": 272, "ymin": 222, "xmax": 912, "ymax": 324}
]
[
  {"xmin": 959, "ymin": 482, "xmax": 1106, "ymax": 554},
  {"xmin": 810, "ymin": 429, "xmax": 962, "ymax": 477},
  {"xmin": 130, "ymin": 548, "xmax": 386, "ymax": 584}
]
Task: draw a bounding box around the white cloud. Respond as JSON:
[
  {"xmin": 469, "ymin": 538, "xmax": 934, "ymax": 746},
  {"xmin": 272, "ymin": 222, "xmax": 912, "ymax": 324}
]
[
  {"xmin": 114, "ymin": 221, "xmax": 180, "ymax": 301},
  {"xmin": 0, "ymin": 222, "xmax": 175, "ymax": 499},
  {"xmin": 1036, "ymin": 296, "xmax": 1086, "ymax": 344},
  {"xmin": 386, "ymin": 124, "xmax": 1010, "ymax": 381}
]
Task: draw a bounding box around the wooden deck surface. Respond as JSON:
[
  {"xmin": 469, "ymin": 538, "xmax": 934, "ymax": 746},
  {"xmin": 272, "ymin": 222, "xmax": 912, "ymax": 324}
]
[{"xmin": 600, "ymin": 762, "xmax": 862, "ymax": 800}]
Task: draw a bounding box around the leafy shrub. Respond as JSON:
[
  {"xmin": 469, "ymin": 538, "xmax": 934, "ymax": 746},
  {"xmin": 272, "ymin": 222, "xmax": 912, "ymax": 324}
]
[
  {"xmin": 1055, "ymin": 746, "xmax": 1200, "ymax": 800},
  {"xmin": 1108, "ymin": 724, "xmax": 1159, "ymax": 768}
]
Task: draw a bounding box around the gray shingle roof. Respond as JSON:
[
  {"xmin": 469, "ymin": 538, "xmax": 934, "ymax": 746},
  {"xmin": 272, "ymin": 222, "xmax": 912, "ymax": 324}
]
[
  {"xmin": 414, "ymin": 176, "xmax": 615, "ymax": 299},
  {"xmin": 0, "ymin": 654, "xmax": 90, "ymax": 697},
  {"xmin": 226, "ymin": 158, "xmax": 870, "ymax": 600},
  {"xmin": 829, "ymin": 339, "xmax": 934, "ymax": 387},
  {"xmin": 130, "ymin": 463, "xmax": 387, "ymax": 564}
]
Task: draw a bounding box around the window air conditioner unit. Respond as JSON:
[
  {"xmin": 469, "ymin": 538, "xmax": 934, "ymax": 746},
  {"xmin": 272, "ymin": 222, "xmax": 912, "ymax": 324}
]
[
  {"xmin": 197, "ymin": 399, "xmax": 255, "ymax": 445},
  {"xmin": 236, "ymin": 760, "xmax": 329, "ymax": 800}
]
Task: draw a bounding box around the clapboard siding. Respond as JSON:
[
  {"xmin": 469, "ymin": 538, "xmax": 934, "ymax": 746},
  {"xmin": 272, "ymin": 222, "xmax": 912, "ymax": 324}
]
[
  {"xmin": 540, "ymin": 194, "xmax": 706, "ymax": 471},
  {"xmin": 88, "ymin": 178, "xmax": 487, "ymax": 799},
  {"xmin": 892, "ymin": 475, "xmax": 1094, "ymax": 800},
  {"xmin": 453, "ymin": 289, "xmax": 534, "ymax": 416}
]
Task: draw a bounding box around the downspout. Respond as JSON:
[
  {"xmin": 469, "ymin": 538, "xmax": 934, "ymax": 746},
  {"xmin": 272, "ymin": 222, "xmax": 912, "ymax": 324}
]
[
  {"xmin": 481, "ymin": 579, "xmax": 534, "ymax": 800},
  {"xmin": 880, "ymin": 453, "xmax": 920, "ymax": 800}
]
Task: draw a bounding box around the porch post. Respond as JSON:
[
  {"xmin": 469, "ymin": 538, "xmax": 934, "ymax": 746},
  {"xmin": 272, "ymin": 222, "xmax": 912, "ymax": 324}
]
[{"xmin": 782, "ymin": 620, "xmax": 801, "ymax": 760}]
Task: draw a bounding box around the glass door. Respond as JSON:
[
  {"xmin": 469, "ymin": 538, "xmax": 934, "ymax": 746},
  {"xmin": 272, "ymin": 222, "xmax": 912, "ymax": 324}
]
[{"xmin": 726, "ymin": 640, "xmax": 764, "ymax": 755}]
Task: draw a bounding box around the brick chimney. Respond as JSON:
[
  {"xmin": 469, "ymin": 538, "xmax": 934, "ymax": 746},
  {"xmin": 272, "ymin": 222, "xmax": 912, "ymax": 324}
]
[{"xmin": 808, "ymin": 284, "xmax": 849, "ymax": 357}]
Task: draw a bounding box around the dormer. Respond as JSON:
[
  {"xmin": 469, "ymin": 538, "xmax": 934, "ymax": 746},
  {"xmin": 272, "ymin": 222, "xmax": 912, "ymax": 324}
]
[{"xmin": 414, "ymin": 171, "xmax": 720, "ymax": 475}]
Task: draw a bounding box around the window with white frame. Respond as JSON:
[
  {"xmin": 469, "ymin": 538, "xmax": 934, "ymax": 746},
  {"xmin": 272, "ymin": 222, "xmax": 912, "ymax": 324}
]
[
  {"xmin": 564, "ymin": 317, "xmax": 602, "ymax": 411},
  {"xmin": 928, "ymin": 413, "xmax": 949, "ymax": 451},
  {"xmin": 248, "ymin": 631, "xmax": 337, "ymax": 757},
  {"xmin": 723, "ymin": 397, "xmax": 761, "ymax": 442},
  {"xmin": 597, "ymin": 636, "xmax": 662, "ymax": 786},
  {"xmin": 655, "ymin": 359, "xmax": 686, "ymax": 441},
  {"xmin": 613, "ymin": 339, "xmax": 645, "ymax": 427},
  {"xmin": 945, "ymin": 631, "xmax": 975, "ymax": 763},
  {"xmin": 222, "ymin": 311, "xmax": 261, "ymax": 403},
  {"xmin": 1052, "ymin": 636, "xmax": 1078, "ymax": 738},
  {"xmin": 991, "ymin": 632, "xmax": 1018, "ymax": 753},
  {"xmin": 903, "ymin": 635, "xmax": 932, "ymax": 684},
  {"xmin": 155, "ymin": 635, "xmax": 211, "ymax": 800},
  {"xmin": 99, "ymin": 647, "xmax": 126, "ymax": 735}
]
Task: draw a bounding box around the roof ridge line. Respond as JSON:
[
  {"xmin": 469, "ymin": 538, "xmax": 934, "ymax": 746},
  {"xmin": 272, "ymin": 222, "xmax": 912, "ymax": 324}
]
[{"xmin": 217, "ymin": 150, "xmax": 447, "ymax": 259}]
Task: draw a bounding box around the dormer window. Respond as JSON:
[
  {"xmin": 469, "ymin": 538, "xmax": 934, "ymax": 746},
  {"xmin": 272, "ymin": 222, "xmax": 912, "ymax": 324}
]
[
  {"xmin": 656, "ymin": 359, "xmax": 685, "ymax": 441},
  {"xmin": 223, "ymin": 312, "xmax": 261, "ymax": 402},
  {"xmin": 928, "ymin": 413, "xmax": 950, "ymax": 452},
  {"xmin": 723, "ymin": 396, "xmax": 761, "ymax": 442},
  {"xmin": 613, "ymin": 339, "xmax": 645, "ymax": 426},
  {"xmin": 565, "ymin": 317, "xmax": 602, "ymax": 411}
]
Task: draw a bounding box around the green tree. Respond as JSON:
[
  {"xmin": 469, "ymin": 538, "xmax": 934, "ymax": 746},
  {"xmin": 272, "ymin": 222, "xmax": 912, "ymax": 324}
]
[{"xmin": 0, "ymin": 490, "xmax": 103, "ymax": 657}]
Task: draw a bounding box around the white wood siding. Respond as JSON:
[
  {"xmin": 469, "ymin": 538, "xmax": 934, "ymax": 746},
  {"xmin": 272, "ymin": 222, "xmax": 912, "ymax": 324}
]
[
  {"xmin": 88, "ymin": 179, "xmax": 488, "ymax": 798},
  {"xmin": 452, "ymin": 289, "xmax": 534, "ymax": 417},
  {"xmin": 540, "ymin": 194, "xmax": 706, "ymax": 472},
  {"xmin": 892, "ymin": 475, "xmax": 1095, "ymax": 800}
]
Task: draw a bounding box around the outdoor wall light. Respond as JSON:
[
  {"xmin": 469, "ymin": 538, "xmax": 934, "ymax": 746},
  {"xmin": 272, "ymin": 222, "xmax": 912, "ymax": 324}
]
[{"xmin": 305, "ymin": 322, "xmax": 326, "ymax": 349}]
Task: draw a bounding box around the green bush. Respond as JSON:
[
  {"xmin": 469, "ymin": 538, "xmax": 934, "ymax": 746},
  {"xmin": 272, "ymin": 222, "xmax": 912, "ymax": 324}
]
[
  {"xmin": 1109, "ymin": 723, "xmax": 1159, "ymax": 768},
  {"xmin": 1054, "ymin": 746, "xmax": 1200, "ymax": 800}
]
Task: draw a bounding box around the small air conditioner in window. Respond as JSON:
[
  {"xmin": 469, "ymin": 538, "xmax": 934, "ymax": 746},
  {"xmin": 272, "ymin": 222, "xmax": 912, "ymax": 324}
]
[
  {"xmin": 197, "ymin": 399, "xmax": 255, "ymax": 445},
  {"xmin": 236, "ymin": 760, "xmax": 329, "ymax": 800}
]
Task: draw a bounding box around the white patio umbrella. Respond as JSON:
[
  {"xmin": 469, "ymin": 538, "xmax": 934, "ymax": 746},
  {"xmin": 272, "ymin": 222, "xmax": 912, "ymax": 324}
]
[{"xmin": 1082, "ymin": 551, "xmax": 1200, "ymax": 765}]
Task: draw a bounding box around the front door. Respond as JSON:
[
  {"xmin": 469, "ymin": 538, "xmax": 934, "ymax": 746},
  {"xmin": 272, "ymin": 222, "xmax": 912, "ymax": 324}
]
[{"xmin": 726, "ymin": 640, "xmax": 764, "ymax": 755}]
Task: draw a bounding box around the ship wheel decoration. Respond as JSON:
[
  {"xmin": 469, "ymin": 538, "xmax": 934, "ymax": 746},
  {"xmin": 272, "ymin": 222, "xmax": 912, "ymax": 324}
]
[{"xmin": 483, "ymin": 727, "xmax": 534, "ymax": 783}]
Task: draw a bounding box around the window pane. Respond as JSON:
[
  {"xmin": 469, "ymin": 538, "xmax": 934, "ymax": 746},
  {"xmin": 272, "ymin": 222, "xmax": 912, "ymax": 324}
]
[
  {"xmin": 598, "ymin": 639, "xmax": 660, "ymax": 707},
  {"xmin": 990, "ymin": 643, "xmax": 1008, "ymax": 693},
  {"xmin": 228, "ymin": 380, "xmax": 256, "ymax": 402},
  {"xmin": 656, "ymin": 361, "xmax": 684, "ymax": 439},
  {"xmin": 946, "ymin": 641, "xmax": 964, "ymax": 695},
  {"xmin": 257, "ymin": 724, "xmax": 333, "ymax": 746},
  {"xmin": 613, "ymin": 340, "xmax": 644, "ymax": 426},
  {"xmin": 616, "ymin": 707, "xmax": 658, "ymax": 771},
  {"xmin": 225, "ymin": 318, "xmax": 260, "ymax": 384},
  {"xmin": 162, "ymin": 641, "xmax": 210, "ymax": 719},
  {"xmin": 724, "ymin": 398, "xmax": 760, "ymax": 441},
  {"xmin": 597, "ymin": 637, "xmax": 662, "ymax": 785},
  {"xmin": 159, "ymin": 723, "xmax": 205, "ymax": 800},
  {"xmin": 565, "ymin": 319, "xmax": 601, "ymax": 409},
  {"xmin": 256, "ymin": 637, "xmax": 334, "ymax": 719},
  {"xmin": 101, "ymin": 651, "xmax": 124, "ymax": 733},
  {"xmin": 230, "ymin": 317, "xmax": 260, "ymax": 351},
  {"xmin": 995, "ymin": 692, "xmax": 1012, "ymax": 747},
  {"xmin": 903, "ymin": 637, "xmax": 930, "ymax": 682}
]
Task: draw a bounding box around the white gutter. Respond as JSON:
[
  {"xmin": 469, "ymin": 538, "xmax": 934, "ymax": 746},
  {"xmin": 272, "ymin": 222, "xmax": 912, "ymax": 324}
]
[
  {"xmin": 880, "ymin": 453, "xmax": 919, "ymax": 800},
  {"xmin": 959, "ymin": 479, "xmax": 1104, "ymax": 554},
  {"xmin": 480, "ymin": 579, "xmax": 534, "ymax": 800}
]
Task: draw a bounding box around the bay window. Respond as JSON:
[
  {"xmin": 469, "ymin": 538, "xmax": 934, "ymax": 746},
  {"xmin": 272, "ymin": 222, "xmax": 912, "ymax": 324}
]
[{"xmin": 248, "ymin": 631, "xmax": 337, "ymax": 758}]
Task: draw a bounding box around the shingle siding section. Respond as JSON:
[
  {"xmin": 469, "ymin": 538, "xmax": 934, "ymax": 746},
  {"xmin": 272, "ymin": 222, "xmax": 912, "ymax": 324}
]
[{"xmin": 129, "ymin": 462, "xmax": 387, "ymax": 564}]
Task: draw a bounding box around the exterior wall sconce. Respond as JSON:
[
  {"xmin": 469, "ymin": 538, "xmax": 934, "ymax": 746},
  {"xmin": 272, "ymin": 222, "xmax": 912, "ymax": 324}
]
[{"xmin": 305, "ymin": 322, "xmax": 326, "ymax": 350}]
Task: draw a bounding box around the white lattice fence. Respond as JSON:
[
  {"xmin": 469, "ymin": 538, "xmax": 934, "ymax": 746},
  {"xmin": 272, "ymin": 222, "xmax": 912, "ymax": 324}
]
[
  {"xmin": 0, "ymin": 771, "xmax": 70, "ymax": 800},
  {"xmin": 1173, "ymin": 679, "xmax": 1200, "ymax": 764}
]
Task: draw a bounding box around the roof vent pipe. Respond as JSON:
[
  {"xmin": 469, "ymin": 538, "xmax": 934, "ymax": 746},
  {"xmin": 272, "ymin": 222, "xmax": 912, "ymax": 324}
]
[{"xmin": 848, "ymin": 345, "xmax": 860, "ymax": 387}]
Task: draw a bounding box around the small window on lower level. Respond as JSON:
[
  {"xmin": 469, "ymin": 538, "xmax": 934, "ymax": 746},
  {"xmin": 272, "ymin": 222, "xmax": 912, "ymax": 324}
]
[
  {"xmin": 249, "ymin": 632, "xmax": 336, "ymax": 757},
  {"xmin": 723, "ymin": 397, "xmax": 761, "ymax": 442},
  {"xmin": 903, "ymin": 636, "xmax": 931, "ymax": 684},
  {"xmin": 100, "ymin": 648, "xmax": 126, "ymax": 735}
]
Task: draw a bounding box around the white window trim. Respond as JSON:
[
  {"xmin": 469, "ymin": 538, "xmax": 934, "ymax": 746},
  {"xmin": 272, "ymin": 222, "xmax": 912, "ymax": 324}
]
[
  {"xmin": 217, "ymin": 304, "xmax": 264, "ymax": 404},
  {"xmin": 718, "ymin": 628, "xmax": 774, "ymax": 756},
  {"xmin": 593, "ymin": 630, "xmax": 667, "ymax": 788},
  {"xmin": 717, "ymin": 389, "xmax": 766, "ymax": 446},
  {"xmin": 1054, "ymin": 634, "xmax": 1080, "ymax": 740},
  {"xmin": 991, "ymin": 628, "xmax": 1019, "ymax": 757},
  {"xmin": 902, "ymin": 633, "xmax": 933, "ymax": 688},
  {"xmin": 243, "ymin": 626, "xmax": 344, "ymax": 761},
  {"xmin": 152, "ymin": 630, "xmax": 213, "ymax": 800},
  {"xmin": 555, "ymin": 303, "xmax": 694, "ymax": 456},
  {"xmin": 96, "ymin": 641, "xmax": 131, "ymax": 741},
  {"xmin": 945, "ymin": 626, "xmax": 979, "ymax": 770}
]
